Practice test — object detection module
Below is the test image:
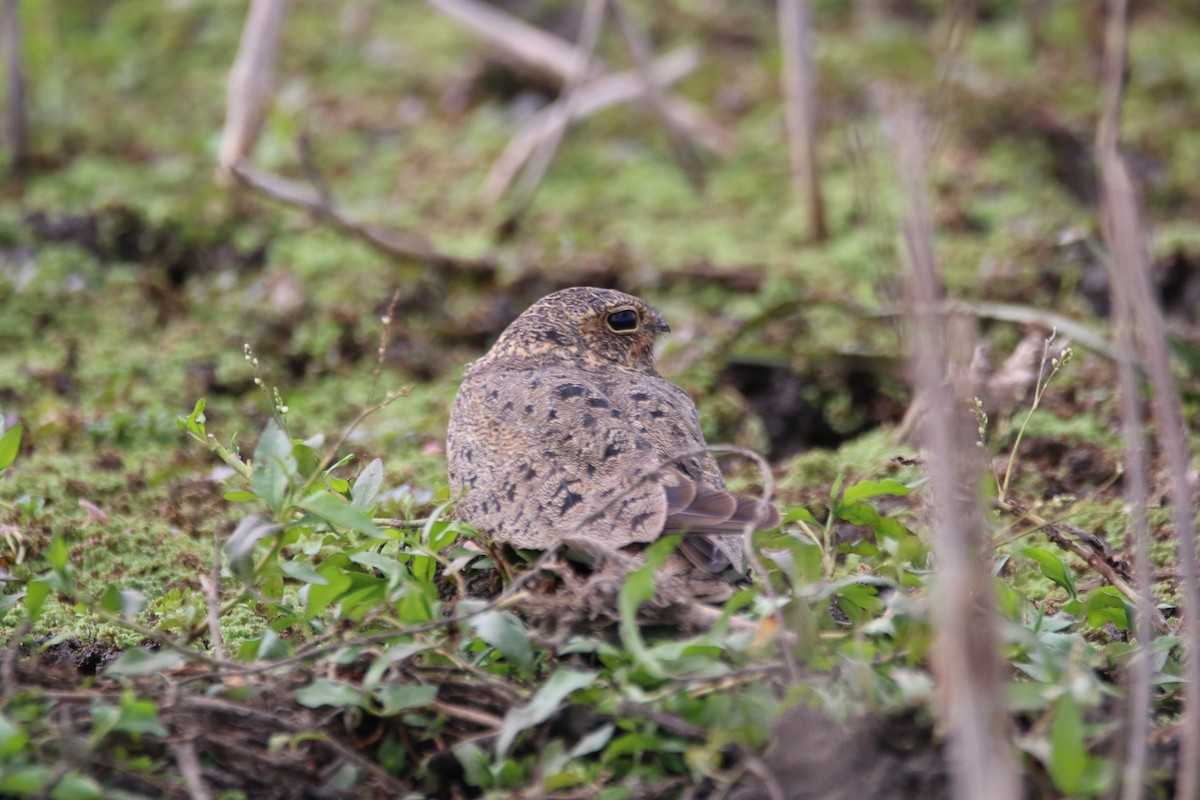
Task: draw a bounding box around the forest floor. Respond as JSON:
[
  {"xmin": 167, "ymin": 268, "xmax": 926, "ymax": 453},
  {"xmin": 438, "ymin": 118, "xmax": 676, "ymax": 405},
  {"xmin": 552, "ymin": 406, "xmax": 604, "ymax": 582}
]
[{"xmin": 2, "ymin": 2, "xmax": 1200, "ymax": 798}]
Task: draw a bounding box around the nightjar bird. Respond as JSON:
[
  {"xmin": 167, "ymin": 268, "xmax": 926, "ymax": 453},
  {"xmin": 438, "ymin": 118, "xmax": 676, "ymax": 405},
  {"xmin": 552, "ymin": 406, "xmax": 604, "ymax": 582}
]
[{"xmin": 447, "ymin": 287, "xmax": 779, "ymax": 584}]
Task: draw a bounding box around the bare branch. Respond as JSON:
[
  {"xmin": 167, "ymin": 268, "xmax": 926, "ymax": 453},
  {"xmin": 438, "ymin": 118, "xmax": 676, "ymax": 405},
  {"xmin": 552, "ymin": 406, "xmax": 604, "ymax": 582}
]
[
  {"xmin": 778, "ymin": 0, "xmax": 827, "ymax": 241},
  {"xmin": 1096, "ymin": 1, "xmax": 1199, "ymax": 798},
  {"xmin": 501, "ymin": 0, "xmax": 608, "ymax": 225},
  {"xmin": 1, "ymin": 0, "xmax": 27, "ymax": 173},
  {"xmin": 430, "ymin": 0, "xmax": 729, "ymax": 193},
  {"xmin": 169, "ymin": 739, "xmax": 213, "ymax": 800},
  {"xmin": 483, "ymin": 47, "xmax": 713, "ymax": 201},
  {"xmin": 231, "ymin": 162, "xmax": 497, "ymax": 274},
  {"xmin": 218, "ymin": 0, "xmax": 288, "ymax": 182},
  {"xmin": 609, "ymin": 1, "xmax": 706, "ymax": 190},
  {"xmin": 425, "ymin": 0, "xmax": 591, "ymax": 85},
  {"xmin": 885, "ymin": 93, "xmax": 1020, "ymax": 800}
]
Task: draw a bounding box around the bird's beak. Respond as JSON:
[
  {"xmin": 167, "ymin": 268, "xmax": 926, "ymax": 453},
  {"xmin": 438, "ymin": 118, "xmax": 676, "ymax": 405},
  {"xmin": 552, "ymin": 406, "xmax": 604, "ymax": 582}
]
[{"xmin": 655, "ymin": 319, "xmax": 671, "ymax": 333}]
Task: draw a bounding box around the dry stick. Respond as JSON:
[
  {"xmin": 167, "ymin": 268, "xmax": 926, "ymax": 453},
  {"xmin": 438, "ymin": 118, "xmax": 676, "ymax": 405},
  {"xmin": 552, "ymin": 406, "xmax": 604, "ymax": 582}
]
[
  {"xmin": 429, "ymin": 700, "xmax": 503, "ymax": 730},
  {"xmin": 429, "ymin": 0, "xmax": 729, "ymax": 178},
  {"xmin": 483, "ymin": 46, "xmax": 709, "ymax": 201},
  {"xmin": 169, "ymin": 739, "xmax": 213, "ymax": 800},
  {"xmin": 217, "ymin": 0, "xmax": 287, "ymax": 182},
  {"xmin": 1096, "ymin": 2, "xmax": 1200, "ymax": 798},
  {"xmin": 0, "ymin": 621, "xmax": 30, "ymax": 701},
  {"xmin": 1, "ymin": 0, "xmax": 28, "ymax": 173},
  {"xmin": 502, "ymin": 0, "xmax": 608, "ymax": 226},
  {"xmin": 777, "ymin": 0, "xmax": 827, "ymax": 241},
  {"xmin": 231, "ymin": 162, "xmax": 498, "ymax": 274},
  {"xmin": 425, "ymin": 0, "xmax": 591, "ymax": 84},
  {"xmin": 1114, "ymin": 288, "xmax": 1157, "ymax": 800},
  {"xmin": 886, "ymin": 95, "xmax": 1019, "ymax": 800},
  {"xmin": 609, "ymin": 1, "xmax": 706, "ymax": 191},
  {"xmin": 202, "ymin": 553, "xmax": 226, "ymax": 663}
]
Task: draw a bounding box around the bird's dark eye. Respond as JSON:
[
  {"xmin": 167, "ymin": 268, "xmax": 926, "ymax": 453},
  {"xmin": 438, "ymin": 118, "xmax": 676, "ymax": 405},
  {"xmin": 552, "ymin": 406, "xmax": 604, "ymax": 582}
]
[{"xmin": 606, "ymin": 309, "xmax": 639, "ymax": 333}]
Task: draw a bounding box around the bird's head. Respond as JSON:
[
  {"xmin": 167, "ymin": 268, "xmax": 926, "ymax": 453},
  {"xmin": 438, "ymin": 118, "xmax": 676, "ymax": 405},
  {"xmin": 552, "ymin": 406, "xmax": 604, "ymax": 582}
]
[{"xmin": 481, "ymin": 287, "xmax": 670, "ymax": 374}]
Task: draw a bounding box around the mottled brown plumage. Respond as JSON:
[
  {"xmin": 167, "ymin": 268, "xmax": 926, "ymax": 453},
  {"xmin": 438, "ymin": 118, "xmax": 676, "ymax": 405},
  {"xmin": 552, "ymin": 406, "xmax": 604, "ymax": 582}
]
[{"xmin": 447, "ymin": 287, "xmax": 779, "ymax": 584}]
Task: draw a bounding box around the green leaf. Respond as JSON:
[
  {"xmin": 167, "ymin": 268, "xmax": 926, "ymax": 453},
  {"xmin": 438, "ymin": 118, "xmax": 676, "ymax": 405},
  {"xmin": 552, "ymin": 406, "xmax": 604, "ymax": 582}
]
[
  {"xmin": 569, "ymin": 722, "xmax": 614, "ymax": 758},
  {"xmin": 468, "ymin": 607, "xmax": 534, "ymax": 673},
  {"xmin": 0, "ymin": 765, "xmax": 54, "ymax": 794},
  {"xmin": 224, "ymin": 515, "xmax": 282, "ymax": 580},
  {"xmin": 99, "ymin": 586, "xmax": 147, "ymax": 621},
  {"xmin": 24, "ymin": 579, "xmax": 52, "ymax": 620},
  {"xmin": 1080, "ymin": 586, "xmax": 1130, "ymax": 630},
  {"xmin": 280, "ymin": 560, "xmax": 327, "ymax": 585},
  {"xmin": 349, "ymin": 551, "xmax": 409, "ymax": 584},
  {"xmin": 224, "ymin": 490, "xmax": 258, "ymax": 502},
  {"xmin": 300, "ymin": 491, "xmax": 384, "ymax": 538},
  {"xmin": 114, "ymin": 690, "xmax": 168, "ymax": 737},
  {"xmin": 0, "ymin": 713, "xmax": 29, "ymax": 760},
  {"xmin": 45, "ymin": 537, "xmax": 69, "ymax": 571},
  {"xmin": 305, "ymin": 560, "xmax": 354, "ymax": 618},
  {"xmin": 175, "ymin": 399, "xmax": 206, "ymax": 437},
  {"xmin": 1022, "ymin": 547, "xmax": 1078, "ymax": 600},
  {"xmin": 837, "ymin": 501, "xmax": 911, "ymax": 540},
  {"xmin": 250, "ymin": 420, "xmax": 295, "ymax": 513},
  {"xmin": 618, "ymin": 535, "xmax": 678, "ymax": 677},
  {"xmin": 1049, "ymin": 692, "xmax": 1086, "ymax": 794},
  {"xmin": 782, "ymin": 506, "xmax": 818, "ymax": 524},
  {"xmin": 49, "ymin": 771, "xmax": 103, "ymax": 800},
  {"xmin": 495, "ymin": 669, "xmax": 597, "ymax": 758},
  {"xmin": 104, "ymin": 648, "xmax": 187, "ymax": 677},
  {"xmin": 841, "ymin": 479, "xmax": 913, "ymax": 504},
  {"xmin": 296, "ymin": 679, "xmax": 364, "ymax": 709},
  {"xmin": 453, "ymin": 741, "xmax": 493, "ymax": 789},
  {"xmin": 253, "ymin": 628, "xmax": 292, "ymax": 661},
  {"xmin": 351, "ymin": 458, "xmax": 384, "ymax": 511},
  {"xmin": 373, "ymin": 683, "xmax": 438, "ymax": 715},
  {"xmin": 0, "ymin": 424, "xmax": 23, "ymax": 470}
]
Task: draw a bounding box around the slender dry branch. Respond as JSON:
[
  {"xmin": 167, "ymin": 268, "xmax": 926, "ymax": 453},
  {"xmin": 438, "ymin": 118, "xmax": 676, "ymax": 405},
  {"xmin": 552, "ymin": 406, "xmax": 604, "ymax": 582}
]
[
  {"xmin": 425, "ymin": 0, "xmax": 592, "ymax": 85},
  {"xmin": 231, "ymin": 162, "xmax": 498, "ymax": 273},
  {"xmin": 1096, "ymin": 2, "xmax": 1200, "ymax": 798},
  {"xmin": 218, "ymin": 0, "xmax": 287, "ymax": 182},
  {"xmin": 778, "ymin": 0, "xmax": 827, "ymax": 241},
  {"xmin": 609, "ymin": 1, "xmax": 706, "ymax": 190},
  {"xmin": 482, "ymin": 47, "xmax": 713, "ymax": 200},
  {"xmin": 501, "ymin": 0, "xmax": 607, "ymax": 225},
  {"xmin": 169, "ymin": 739, "xmax": 213, "ymax": 800},
  {"xmin": 885, "ymin": 93, "xmax": 1019, "ymax": 800},
  {"xmin": 1115, "ymin": 284, "xmax": 1156, "ymax": 800},
  {"xmin": 430, "ymin": 0, "xmax": 729, "ymax": 186},
  {"xmin": 1, "ymin": 0, "xmax": 28, "ymax": 173}
]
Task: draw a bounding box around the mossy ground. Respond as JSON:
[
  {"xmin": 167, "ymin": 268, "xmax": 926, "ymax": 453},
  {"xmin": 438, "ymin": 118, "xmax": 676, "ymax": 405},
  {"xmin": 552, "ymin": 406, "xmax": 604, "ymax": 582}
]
[{"xmin": 1, "ymin": 2, "xmax": 1200, "ymax": 797}]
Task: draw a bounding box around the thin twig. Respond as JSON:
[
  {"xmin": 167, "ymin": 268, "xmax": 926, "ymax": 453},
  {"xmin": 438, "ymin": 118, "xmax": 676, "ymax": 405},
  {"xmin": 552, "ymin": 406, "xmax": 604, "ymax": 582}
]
[
  {"xmin": 885, "ymin": 92, "xmax": 1019, "ymax": 800},
  {"xmin": 217, "ymin": 0, "xmax": 286, "ymax": 181},
  {"xmin": 430, "ymin": 700, "xmax": 504, "ymax": 729},
  {"xmin": 1, "ymin": 0, "xmax": 28, "ymax": 173},
  {"xmin": 609, "ymin": 1, "xmax": 706, "ymax": 190},
  {"xmin": 777, "ymin": 0, "xmax": 827, "ymax": 241},
  {"xmin": 425, "ymin": 0, "xmax": 593, "ymax": 85},
  {"xmin": 429, "ymin": 0, "xmax": 727, "ymax": 172},
  {"xmin": 1096, "ymin": 1, "xmax": 1199, "ymax": 797},
  {"xmin": 201, "ymin": 569, "xmax": 226, "ymax": 663},
  {"xmin": 169, "ymin": 739, "xmax": 213, "ymax": 800},
  {"xmin": 232, "ymin": 162, "xmax": 498, "ymax": 274},
  {"xmin": 501, "ymin": 0, "xmax": 608, "ymax": 226},
  {"xmin": 0, "ymin": 621, "xmax": 31, "ymax": 701},
  {"xmin": 482, "ymin": 47, "xmax": 715, "ymax": 200}
]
